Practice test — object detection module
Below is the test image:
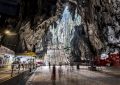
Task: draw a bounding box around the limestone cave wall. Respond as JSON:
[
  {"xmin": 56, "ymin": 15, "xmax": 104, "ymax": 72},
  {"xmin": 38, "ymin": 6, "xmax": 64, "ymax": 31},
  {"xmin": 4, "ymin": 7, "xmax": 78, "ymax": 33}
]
[
  {"xmin": 1, "ymin": 0, "xmax": 120, "ymax": 60},
  {"xmin": 69, "ymin": 0, "xmax": 120, "ymax": 60}
]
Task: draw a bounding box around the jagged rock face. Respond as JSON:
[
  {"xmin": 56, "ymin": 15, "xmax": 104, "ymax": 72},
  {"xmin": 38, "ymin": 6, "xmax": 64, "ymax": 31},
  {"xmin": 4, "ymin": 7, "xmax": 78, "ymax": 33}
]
[
  {"xmin": 1, "ymin": 0, "xmax": 120, "ymax": 60},
  {"xmin": 73, "ymin": 0, "xmax": 120, "ymax": 55},
  {"xmin": 57, "ymin": 0, "xmax": 120, "ymax": 61},
  {"xmin": 17, "ymin": 0, "xmax": 65, "ymax": 52}
]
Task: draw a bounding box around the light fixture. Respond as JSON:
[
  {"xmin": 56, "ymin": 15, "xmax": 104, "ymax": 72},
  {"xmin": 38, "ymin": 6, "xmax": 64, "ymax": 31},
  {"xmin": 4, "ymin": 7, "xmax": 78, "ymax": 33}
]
[
  {"xmin": 4, "ymin": 30, "xmax": 17, "ymax": 36},
  {"xmin": 5, "ymin": 30, "xmax": 11, "ymax": 35}
]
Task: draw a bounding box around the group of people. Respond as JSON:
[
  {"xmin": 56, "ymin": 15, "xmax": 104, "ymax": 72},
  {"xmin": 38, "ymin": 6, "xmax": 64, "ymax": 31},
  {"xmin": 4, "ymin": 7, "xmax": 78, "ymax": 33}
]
[
  {"xmin": 51, "ymin": 64, "xmax": 63, "ymax": 81},
  {"xmin": 50, "ymin": 63, "xmax": 80, "ymax": 80},
  {"xmin": 11, "ymin": 60, "xmax": 36, "ymax": 76}
]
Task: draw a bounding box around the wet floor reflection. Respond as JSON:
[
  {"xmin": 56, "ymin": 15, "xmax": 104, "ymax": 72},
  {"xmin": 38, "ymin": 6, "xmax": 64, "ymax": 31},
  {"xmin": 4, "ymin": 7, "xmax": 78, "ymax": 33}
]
[{"xmin": 26, "ymin": 66, "xmax": 120, "ymax": 85}]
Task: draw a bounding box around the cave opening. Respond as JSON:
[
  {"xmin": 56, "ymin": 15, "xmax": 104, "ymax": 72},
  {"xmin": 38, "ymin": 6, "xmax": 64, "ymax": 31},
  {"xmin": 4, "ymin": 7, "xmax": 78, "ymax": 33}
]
[
  {"xmin": 0, "ymin": 0, "xmax": 120, "ymax": 67},
  {"xmin": 40, "ymin": 4, "xmax": 83, "ymax": 65}
]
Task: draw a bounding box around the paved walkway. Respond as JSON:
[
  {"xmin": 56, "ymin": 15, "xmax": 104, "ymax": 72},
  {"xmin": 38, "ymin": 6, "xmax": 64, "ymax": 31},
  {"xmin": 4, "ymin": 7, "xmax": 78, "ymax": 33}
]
[
  {"xmin": 26, "ymin": 66, "xmax": 120, "ymax": 85},
  {"xmin": 97, "ymin": 66, "xmax": 120, "ymax": 77},
  {"xmin": 0, "ymin": 66, "xmax": 29, "ymax": 83}
]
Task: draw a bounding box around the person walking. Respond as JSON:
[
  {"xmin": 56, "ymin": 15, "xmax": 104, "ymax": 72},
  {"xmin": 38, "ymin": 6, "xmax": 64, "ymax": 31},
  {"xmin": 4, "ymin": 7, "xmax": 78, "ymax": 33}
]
[
  {"xmin": 49, "ymin": 62, "xmax": 51, "ymax": 68},
  {"xmin": 51, "ymin": 64, "xmax": 56, "ymax": 85},
  {"xmin": 11, "ymin": 62, "xmax": 14, "ymax": 77},
  {"xmin": 18, "ymin": 62, "xmax": 21, "ymax": 74},
  {"xmin": 51, "ymin": 64, "xmax": 56, "ymax": 80},
  {"xmin": 21, "ymin": 63, "xmax": 24, "ymax": 70}
]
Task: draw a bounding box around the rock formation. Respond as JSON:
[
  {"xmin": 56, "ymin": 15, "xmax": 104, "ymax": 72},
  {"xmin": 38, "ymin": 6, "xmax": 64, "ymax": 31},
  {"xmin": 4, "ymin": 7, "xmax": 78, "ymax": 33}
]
[{"xmin": 0, "ymin": 0, "xmax": 120, "ymax": 61}]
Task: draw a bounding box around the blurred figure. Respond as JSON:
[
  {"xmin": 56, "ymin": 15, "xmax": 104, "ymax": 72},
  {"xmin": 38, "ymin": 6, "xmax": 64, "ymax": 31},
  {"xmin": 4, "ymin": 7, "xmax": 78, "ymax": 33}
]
[
  {"xmin": 11, "ymin": 62, "xmax": 14, "ymax": 77},
  {"xmin": 51, "ymin": 64, "xmax": 56, "ymax": 80},
  {"xmin": 29, "ymin": 62, "xmax": 32, "ymax": 72},
  {"xmin": 24, "ymin": 61, "xmax": 27, "ymax": 69},
  {"xmin": 58, "ymin": 64, "xmax": 63, "ymax": 80},
  {"xmin": 51, "ymin": 64, "xmax": 56, "ymax": 85},
  {"xmin": 49, "ymin": 62, "xmax": 51, "ymax": 68},
  {"xmin": 76, "ymin": 63, "xmax": 80, "ymax": 70},
  {"xmin": 18, "ymin": 62, "xmax": 21, "ymax": 74},
  {"xmin": 21, "ymin": 63, "xmax": 24, "ymax": 70},
  {"xmin": 70, "ymin": 63, "xmax": 74, "ymax": 72}
]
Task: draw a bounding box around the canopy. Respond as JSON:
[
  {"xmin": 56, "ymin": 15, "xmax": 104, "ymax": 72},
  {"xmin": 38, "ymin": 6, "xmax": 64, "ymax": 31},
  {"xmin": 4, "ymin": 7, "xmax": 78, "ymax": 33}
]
[
  {"xmin": 0, "ymin": 45, "xmax": 15, "ymax": 55},
  {"xmin": 17, "ymin": 51, "xmax": 36, "ymax": 57}
]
